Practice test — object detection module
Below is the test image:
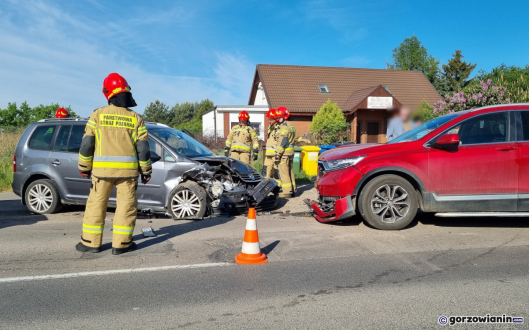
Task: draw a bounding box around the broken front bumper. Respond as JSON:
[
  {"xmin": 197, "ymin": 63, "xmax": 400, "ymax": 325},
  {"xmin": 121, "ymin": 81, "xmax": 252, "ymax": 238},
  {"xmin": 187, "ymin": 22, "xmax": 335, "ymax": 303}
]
[{"xmin": 306, "ymin": 195, "xmax": 356, "ymax": 223}]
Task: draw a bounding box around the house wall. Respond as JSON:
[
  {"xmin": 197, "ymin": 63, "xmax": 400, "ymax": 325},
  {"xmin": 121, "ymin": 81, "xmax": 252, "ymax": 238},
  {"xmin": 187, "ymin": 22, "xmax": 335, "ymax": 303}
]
[
  {"xmin": 253, "ymin": 82, "xmax": 268, "ymax": 105},
  {"xmin": 202, "ymin": 109, "xmax": 225, "ymax": 138},
  {"xmin": 201, "ymin": 106, "xmax": 268, "ymax": 140},
  {"xmin": 289, "ymin": 115, "xmax": 313, "ymax": 136}
]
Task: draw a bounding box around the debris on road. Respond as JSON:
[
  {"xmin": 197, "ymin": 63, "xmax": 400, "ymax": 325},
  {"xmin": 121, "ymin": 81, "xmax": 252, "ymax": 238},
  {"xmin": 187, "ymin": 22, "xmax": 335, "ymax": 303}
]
[{"xmin": 142, "ymin": 227, "xmax": 156, "ymax": 237}]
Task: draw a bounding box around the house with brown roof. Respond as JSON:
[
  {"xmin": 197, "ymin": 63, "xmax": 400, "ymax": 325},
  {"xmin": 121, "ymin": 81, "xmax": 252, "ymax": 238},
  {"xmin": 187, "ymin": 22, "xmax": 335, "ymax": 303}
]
[{"xmin": 248, "ymin": 64, "xmax": 441, "ymax": 143}]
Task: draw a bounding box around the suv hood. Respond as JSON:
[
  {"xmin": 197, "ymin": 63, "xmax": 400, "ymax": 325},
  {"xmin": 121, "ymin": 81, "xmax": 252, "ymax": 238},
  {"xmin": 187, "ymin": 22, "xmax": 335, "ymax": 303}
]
[{"xmin": 319, "ymin": 143, "xmax": 403, "ymax": 161}]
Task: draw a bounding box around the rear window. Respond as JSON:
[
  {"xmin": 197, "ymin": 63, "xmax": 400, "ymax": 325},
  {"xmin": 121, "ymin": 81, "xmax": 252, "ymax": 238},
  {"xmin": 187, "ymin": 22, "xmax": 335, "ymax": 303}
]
[{"xmin": 28, "ymin": 125, "xmax": 56, "ymax": 150}]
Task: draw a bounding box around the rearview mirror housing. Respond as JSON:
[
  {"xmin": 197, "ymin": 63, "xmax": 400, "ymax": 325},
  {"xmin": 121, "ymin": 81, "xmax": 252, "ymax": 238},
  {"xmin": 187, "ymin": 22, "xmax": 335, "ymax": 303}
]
[{"xmin": 434, "ymin": 133, "xmax": 460, "ymax": 148}]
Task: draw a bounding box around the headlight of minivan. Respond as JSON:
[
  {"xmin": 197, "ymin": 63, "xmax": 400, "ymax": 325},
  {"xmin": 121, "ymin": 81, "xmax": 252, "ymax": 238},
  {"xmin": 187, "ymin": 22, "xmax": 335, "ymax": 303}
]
[{"xmin": 326, "ymin": 155, "xmax": 367, "ymax": 171}]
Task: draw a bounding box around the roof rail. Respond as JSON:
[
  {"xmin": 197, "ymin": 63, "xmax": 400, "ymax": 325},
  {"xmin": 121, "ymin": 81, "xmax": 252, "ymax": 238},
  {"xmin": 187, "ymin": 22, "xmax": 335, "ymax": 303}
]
[
  {"xmin": 37, "ymin": 118, "xmax": 88, "ymax": 122},
  {"xmin": 145, "ymin": 122, "xmax": 169, "ymax": 127}
]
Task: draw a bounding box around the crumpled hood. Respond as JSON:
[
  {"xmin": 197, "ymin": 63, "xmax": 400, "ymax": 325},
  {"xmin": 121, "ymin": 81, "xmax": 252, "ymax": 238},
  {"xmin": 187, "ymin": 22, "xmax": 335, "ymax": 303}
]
[
  {"xmin": 190, "ymin": 156, "xmax": 256, "ymax": 174},
  {"xmin": 319, "ymin": 143, "xmax": 404, "ymax": 161}
]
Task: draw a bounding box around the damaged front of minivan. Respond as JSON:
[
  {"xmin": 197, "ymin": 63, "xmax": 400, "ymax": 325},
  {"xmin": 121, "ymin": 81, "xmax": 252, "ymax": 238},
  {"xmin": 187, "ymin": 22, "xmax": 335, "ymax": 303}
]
[{"xmin": 147, "ymin": 124, "xmax": 279, "ymax": 219}]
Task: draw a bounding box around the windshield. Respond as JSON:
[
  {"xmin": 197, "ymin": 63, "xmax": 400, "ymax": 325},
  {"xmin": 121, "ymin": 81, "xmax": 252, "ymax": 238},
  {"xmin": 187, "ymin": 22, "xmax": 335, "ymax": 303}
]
[
  {"xmin": 388, "ymin": 114, "xmax": 460, "ymax": 144},
  {"xmin": 149, "ymin": 127, "xmax": 214, "ymax": 158}
]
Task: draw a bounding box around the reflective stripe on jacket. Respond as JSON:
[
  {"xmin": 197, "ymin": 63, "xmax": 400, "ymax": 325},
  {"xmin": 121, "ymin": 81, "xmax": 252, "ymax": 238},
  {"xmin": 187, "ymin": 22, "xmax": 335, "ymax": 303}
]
[
  {"xmin": 226, "ymin": 124, "xmax": 259, "ymax": 153},
  {"xmin": 78, "ymin": 104, "xmax": 152, "ymax": 178},
  {"xmin": 276, "ymin": 121, "xmax": 296, "ymax": 156},
  {"xmin": 265, "ymin": 123, "xmax": 278, "ymax": 156}
]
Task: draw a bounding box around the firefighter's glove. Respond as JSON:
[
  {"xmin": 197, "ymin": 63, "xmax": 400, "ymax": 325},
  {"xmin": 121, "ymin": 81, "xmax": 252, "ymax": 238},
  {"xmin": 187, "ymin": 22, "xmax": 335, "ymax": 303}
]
[
  {"xmin": 224, "ymin": 147, "xmax": 230, "ymax": 157},
  {"xmin": 274, "ymin": 153, "xmax": 281, "ymax": 163},
  {"xmin": 79, "ymin": 170, "xmax": 91, "ymax": 178},
  {"xmin": 253, "ymin": 149, "xmax": 259, "ymax": 161},
  {"xmin": 141, "ymin": 174, "xmax": 151, "ymax": 184}
]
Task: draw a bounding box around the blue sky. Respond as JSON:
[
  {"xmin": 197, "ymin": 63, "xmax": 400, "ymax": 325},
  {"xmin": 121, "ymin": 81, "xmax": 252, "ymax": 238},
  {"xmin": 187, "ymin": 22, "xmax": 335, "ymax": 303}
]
[{"xmin": 0, "ymin": 0, "xmax": 527, "ymax": 117}]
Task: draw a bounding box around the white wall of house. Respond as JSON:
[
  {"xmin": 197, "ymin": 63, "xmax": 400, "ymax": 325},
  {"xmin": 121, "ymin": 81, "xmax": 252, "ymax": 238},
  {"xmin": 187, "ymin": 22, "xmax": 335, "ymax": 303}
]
[
  {"xmin": 202, "ymin": 105, "xmax": 269, "ymax": 140},
  {"xmin": 253, "ymin": 82, "xmax": 268, "ymax": 105}
]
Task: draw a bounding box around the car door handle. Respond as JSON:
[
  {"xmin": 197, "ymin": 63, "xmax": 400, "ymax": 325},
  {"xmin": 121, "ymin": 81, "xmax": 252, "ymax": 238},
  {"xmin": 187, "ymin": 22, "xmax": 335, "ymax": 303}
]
[
  {"xmin": 495, "ymin": 146, "xmax": 517, "ymax": 151},
  {"xmin": 51, "ymin": 160, "xmax": 61, "ymax": 165}
]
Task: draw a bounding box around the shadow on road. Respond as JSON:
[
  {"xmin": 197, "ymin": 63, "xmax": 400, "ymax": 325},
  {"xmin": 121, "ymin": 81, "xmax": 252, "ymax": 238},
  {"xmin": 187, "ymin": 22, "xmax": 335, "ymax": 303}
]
[
  {"xmin": 99, "ymin": 215, "xmax": 237, "ymax": 252},
  {"xmin": 261, "ymin": 240, "xmax": 280, "ymax": 255},
  {"xmin": 0, "ymin": 200, "xmax": 50, "ymax": 230},
  {"xmin": 418, "ymin": 212, "xmax": 529, "ymax": 228}
]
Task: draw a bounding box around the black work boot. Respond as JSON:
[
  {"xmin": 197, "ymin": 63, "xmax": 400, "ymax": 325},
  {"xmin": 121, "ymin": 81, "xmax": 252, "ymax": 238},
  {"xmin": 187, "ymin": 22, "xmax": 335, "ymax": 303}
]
[
  {"xmin": 112, "ymin": 242, "xmax": 137, "ymax": 255},
  {"xmin": 76, "ymin": 242, "xmax": 101, "ymax": 253}
]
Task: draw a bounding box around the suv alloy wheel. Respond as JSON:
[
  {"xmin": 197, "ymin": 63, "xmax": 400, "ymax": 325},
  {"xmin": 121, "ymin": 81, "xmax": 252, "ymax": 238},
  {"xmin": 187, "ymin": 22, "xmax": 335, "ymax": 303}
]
[{"xmin": 358, "ymin": 174, "xmax": 417, "ymax": 230}]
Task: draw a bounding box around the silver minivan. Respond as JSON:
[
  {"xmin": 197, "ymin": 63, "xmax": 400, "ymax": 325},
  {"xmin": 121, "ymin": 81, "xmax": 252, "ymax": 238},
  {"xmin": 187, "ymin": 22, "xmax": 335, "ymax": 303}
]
[{"xmin": 12, "ymin": 119, "xmax": 278, "ymax": 218}]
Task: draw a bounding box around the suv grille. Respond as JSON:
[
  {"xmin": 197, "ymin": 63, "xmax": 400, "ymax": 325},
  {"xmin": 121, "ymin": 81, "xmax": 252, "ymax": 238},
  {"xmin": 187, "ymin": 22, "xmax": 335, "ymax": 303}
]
[{"xmin": 239, "ymin": 172, "xmax": 263, "ymax": 182}]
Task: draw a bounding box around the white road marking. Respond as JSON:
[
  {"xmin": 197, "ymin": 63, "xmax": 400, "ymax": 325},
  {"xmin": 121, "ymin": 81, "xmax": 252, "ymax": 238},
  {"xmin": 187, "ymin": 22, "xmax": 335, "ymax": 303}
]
[{"xmin": 0, "ymin": 262, "xmax": 232, "ymax": 284}]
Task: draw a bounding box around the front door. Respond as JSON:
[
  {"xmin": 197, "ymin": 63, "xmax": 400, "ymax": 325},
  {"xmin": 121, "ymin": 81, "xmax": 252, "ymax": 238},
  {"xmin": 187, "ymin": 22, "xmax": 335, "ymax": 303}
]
[
  {"xmin": 366, "ymin": 122, "xmax": 379, "ymax": 143},
  {"xmin": 428, "ymin": 111, "xmax": 518, "ymax": 211}
]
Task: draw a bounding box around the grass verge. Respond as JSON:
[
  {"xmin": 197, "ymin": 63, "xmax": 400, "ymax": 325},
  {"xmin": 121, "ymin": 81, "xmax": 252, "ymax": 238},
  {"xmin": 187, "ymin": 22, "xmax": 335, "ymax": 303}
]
[{"xmin": 0, "ymin": 129, "xmax": 24, "ymax": 192}]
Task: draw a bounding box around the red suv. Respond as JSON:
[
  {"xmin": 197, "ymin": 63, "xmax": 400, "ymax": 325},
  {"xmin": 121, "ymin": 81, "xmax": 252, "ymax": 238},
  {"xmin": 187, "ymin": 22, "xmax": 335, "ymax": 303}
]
[{"xmin": 309, "ymin": 104, "xmax": 529, "ymax": 230}]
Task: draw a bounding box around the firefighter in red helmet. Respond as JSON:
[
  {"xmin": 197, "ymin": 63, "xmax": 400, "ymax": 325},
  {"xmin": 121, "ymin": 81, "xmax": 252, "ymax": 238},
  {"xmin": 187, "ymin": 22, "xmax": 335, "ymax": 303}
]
[
  {"xmin": 55, "ymin": 108, "xmax": 70, "ymax": 119},
  {"xmin": 263, "ymin": 109, "xmax": 279, "ymax": 179},
  {"xmin": 76, "ymin": 73, "xmax": 152, "ymax": 255},
  {"xmin": 274, "ymin": 106, "xmax": 296, "ymax": 198},
  {"xmin": 225, "ymin": 110, "xmax": 259, "ymax": 164}
]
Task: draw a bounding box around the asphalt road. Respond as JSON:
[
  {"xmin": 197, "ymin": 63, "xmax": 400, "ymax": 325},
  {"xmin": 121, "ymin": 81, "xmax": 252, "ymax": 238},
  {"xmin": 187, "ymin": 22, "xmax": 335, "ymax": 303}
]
[{"xmin": 1, "ymin": 190, "xmax": 529, "ymax": 329}]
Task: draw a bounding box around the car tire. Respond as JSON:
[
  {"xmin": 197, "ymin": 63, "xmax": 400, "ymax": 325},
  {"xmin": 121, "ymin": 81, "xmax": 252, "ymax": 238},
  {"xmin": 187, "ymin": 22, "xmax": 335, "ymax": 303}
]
[
  {"xmin": 25, "ymin": 179, "xmax": 63, "ymax": 214},
  {"xmin": 168, "ymin": 181, "xmax": 207, "ymax": 219},
  {"xmin": 358, "ymin": 174, "xmax": 417, "ymax": 230}
]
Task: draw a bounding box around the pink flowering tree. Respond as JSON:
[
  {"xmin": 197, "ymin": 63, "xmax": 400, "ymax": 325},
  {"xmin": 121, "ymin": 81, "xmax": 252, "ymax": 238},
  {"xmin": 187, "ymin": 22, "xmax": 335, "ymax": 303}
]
[{"xmin": 433, "ymin": 79, "xmax": 510, "ymax": 115}]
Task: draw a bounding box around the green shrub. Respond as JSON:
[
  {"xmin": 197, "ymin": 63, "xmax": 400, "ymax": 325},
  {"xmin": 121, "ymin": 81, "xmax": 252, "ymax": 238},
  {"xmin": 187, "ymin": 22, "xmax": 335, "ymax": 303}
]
[{"xmin": 309, "ymin": 100, "xmax": 350, "ymax": 145}]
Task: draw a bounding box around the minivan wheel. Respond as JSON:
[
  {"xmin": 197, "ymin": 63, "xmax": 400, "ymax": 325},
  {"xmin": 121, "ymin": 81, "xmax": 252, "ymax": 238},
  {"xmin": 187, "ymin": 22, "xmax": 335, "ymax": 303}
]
[
  {"xmin": 25, "ymin": 179, "xmax": 63, "ymax": 214},
  {"xmin": 168, "ymin": 181, "xmax": 207, "ymax": 219},
  {"xmin": 358, "ymin": 174, "xmax": 417, "ymax": 230}
]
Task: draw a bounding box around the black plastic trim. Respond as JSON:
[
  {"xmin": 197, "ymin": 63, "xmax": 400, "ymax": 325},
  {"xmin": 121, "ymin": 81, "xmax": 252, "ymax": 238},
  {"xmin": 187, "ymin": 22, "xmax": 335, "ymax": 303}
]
[{"xmin": 353, "ymin": 167, "xmax": 427, "ymax": 196}]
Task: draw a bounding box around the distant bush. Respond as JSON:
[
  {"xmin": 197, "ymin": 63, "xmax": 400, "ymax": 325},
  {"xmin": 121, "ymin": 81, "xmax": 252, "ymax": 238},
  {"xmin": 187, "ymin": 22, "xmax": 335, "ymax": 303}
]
[{"xmin": 309, "ymin": 100, "xmax": 350, "ymax": 145}]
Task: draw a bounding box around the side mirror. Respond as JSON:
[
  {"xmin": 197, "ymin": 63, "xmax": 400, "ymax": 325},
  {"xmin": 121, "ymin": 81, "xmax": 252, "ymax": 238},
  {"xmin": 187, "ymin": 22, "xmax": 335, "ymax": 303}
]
[
  {"xmin": 150, "ymin": 151, "xmax": 162, "ymax": 164},
  {"xmin": 434, "ymin": 133, "xmax": 460, "ymax": 148}
]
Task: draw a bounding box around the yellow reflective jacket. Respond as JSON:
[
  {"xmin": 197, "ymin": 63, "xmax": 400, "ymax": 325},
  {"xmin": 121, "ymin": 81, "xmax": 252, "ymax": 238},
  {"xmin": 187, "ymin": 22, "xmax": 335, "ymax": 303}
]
[
  {"xmin": 276, "ymin": 121, "xmax": 296, "ymax": 156},
  {"xmin": 78, "ymin": 104, "xmax": 152, "ymax": 179},
  {"xmin": 225, "ymin": 124, "xmax": 259, "ymax": 153},
  {"xmin": 265, "ymin": 123, "xmax": 279, "ymax": 157}
]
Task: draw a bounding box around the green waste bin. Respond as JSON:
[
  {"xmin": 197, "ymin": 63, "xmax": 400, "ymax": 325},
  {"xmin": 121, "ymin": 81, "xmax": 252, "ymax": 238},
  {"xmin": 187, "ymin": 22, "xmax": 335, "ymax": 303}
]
[{"xmin": 293, "ymin": 146, "xmax": 302, "ymax": 175}]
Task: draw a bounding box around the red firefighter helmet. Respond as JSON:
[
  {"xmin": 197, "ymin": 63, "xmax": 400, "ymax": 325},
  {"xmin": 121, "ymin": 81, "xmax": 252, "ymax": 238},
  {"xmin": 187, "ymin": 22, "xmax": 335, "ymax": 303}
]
[
  {"xmin": 102, "ymin": 73, "xmax": 131, "ymax": 101},
  {"xmin": 266, "ymin": 109, "xmax": 276, "ymax": 118},
  {"xmin": 238, "ymin": 110, "xmax": 250, "ymax": 121},
  {"xmin": 55, "ymin": 108, "xmax": 69, "ymax": 118},
  {"xmin": 275, "ymin": 106, "xmax": 290, "ymax": 120}
]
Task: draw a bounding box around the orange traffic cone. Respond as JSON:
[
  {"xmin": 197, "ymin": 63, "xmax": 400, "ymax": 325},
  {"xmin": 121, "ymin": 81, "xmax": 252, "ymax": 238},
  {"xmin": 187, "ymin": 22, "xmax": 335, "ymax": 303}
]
[{"xmin": 235, "ymin": 207, "xmax": 268, "ymax": 264}]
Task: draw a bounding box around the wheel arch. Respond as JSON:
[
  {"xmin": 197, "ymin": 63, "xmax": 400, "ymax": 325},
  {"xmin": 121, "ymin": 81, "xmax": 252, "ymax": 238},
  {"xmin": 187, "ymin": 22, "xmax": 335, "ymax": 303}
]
[
  {"xmin": 21, "ymin": 173, "xmax": 56, "ymax": 205},
  {"xmin": 353, "ymin": 167, "xmax": 426, "ymax": 210}
]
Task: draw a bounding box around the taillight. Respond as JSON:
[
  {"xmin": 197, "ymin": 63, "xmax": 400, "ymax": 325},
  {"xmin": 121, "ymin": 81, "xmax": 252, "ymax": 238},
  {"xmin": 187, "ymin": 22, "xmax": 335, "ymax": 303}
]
[{"xmin": 13, "ymin": 154, "xmax": 16, "ymax": 173}]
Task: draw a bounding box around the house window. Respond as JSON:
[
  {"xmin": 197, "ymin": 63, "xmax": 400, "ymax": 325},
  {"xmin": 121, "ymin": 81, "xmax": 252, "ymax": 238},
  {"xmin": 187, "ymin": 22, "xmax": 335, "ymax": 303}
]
[{"xmin": 318, "ymin": 84, "xmax": 330, "ymax": 93}]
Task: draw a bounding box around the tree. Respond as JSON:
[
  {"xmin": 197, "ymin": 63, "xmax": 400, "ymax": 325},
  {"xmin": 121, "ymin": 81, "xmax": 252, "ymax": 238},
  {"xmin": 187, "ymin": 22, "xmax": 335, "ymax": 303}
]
[
  {"xmin": 387, "ymin": 36, "xmax": 440, "ymax": 84},
  {"xmin": 142, "ymin": 100, "xmax": 169, "ymax": 124},
  {"xmin": 174, "ymin": 99, "xmax": 214, "ymax": 135},
  {"xmin": 309, "ymin": 100, "xmax": 350, "ymax": 145},
  {"xmin": 0, "ymin": 102, "xmax": 76, "ymax": 127},
  {"xmin": 433, "ymin": 79, "xmax": 509, "ymax": 115},
  {"xmin": 414, "ymin": 100, "xmax": 436, "ymax": 122},
  {"xmin": 442, "ymin": 50, "xmax": 477, "ymax": 92},
  {"xmin": 470, "ymin": 64, "xmax": 529, "ymax": 103}
]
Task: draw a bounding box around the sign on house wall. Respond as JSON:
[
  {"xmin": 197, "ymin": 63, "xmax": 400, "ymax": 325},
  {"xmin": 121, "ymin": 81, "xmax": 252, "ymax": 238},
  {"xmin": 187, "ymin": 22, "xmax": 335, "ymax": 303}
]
[{"xmin": 367, "ymin": 97, "xmax": 393, "ymax": 109}]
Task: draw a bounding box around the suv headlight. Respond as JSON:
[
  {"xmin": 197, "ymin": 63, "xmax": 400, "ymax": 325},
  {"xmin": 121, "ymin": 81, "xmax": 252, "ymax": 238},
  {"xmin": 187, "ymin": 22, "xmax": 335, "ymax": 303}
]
[{"xmin": 325, "ymin": 155, "xmax": 367, "ymax": 171}]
